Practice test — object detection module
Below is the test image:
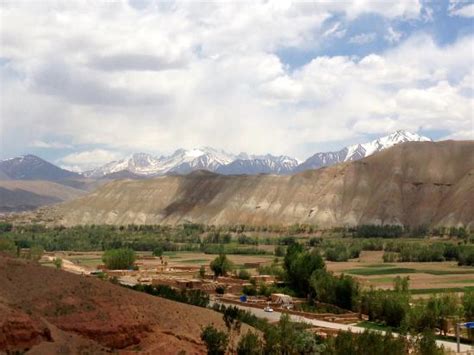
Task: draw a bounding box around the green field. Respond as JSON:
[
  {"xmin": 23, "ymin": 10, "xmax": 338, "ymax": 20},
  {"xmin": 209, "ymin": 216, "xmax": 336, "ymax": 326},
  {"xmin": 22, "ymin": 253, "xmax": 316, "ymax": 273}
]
[
  {"xmin": 410, "ymin": 286, "xmax": 474, "ymax": 295},
  {"xmin": 422, "ymin": 270, "xmax": 474, "ymax": 275},
  {"xmin": 369, "ymin": 277, "xmax": 396, "ymax": 283}
]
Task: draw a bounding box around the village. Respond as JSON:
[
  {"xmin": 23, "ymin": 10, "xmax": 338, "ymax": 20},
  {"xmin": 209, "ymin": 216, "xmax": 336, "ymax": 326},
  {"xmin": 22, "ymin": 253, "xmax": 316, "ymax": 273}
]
[{"xmin": 40, "ymin": 250, "xmax": 362, "ymax": 328}]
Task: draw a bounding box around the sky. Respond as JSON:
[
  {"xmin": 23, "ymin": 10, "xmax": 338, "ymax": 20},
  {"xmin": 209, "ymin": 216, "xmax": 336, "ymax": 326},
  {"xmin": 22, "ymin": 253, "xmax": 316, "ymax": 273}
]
[{"xmin": 0, "ymin": 0, "xmax": 473, "ymax": 171}]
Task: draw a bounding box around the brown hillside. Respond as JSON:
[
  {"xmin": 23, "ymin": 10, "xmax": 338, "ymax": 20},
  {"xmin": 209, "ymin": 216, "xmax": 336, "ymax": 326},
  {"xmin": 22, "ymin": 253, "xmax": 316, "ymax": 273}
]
[
  {"xmin": 0, "ymin": 180, "xmax": 86, "ymax": 213},
  {"xmin": 43, "ymin": 141, "xmax": 474, "ymax": 228},
  {"xmin": 0, "ymin": 256, "xmax": 249, "ymax": 354}
]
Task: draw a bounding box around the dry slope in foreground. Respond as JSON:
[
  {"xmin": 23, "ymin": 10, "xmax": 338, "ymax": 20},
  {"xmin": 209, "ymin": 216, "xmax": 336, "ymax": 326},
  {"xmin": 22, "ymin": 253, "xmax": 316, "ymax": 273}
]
[
  {"xmin": 0, "ymin": 255, "xmax": 248, "ymax": 354},
  {"xmin": 44, "ymin": 140, "xmax": 474, "ymax": 228}
]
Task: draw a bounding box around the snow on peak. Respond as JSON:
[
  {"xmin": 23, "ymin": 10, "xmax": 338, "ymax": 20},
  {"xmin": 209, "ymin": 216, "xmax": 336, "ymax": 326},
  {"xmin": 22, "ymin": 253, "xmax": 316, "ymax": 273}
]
[
  {"xmin": 345, "ymin": 130, "xmax": 431, "ymax": 161},
  {"xmin": 84, "ymin": 130, "xmax": 432, "ymax": 177}
]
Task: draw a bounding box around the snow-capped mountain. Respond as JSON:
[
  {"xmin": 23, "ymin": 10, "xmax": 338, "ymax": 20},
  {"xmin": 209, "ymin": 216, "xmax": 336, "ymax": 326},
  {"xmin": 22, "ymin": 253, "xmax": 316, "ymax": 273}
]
[
  {"xmin": 84, "ymin": 147, "xmax": 236, "ymax": 178},
  {"xmin": 295, "ymin": 130, "xmax": 431, "ymax": 172},
  {"xmin": 217, "ymin": 155, "xmax": 299, "ymax": 175},
  {"xmin": 85, "ymin": 130, "xmax": 431, "ymax": 177}
]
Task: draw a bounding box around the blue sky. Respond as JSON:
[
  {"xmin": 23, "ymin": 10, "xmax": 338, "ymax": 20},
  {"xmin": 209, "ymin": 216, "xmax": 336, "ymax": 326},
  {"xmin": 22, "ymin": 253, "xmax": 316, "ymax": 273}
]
[
  {"xmin": 0, "ymin": 0, "xmax": 473, "ymax": 170},
  {"xmin": 279, "ymin": 0, "xmax": 474, "ymax": 68}
]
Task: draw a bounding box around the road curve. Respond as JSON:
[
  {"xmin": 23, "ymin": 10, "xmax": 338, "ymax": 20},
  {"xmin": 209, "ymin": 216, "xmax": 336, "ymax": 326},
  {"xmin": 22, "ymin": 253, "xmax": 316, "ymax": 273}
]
[{"xmin": 215, "ymin": 301, "xmax": 473, "ymax": 353}]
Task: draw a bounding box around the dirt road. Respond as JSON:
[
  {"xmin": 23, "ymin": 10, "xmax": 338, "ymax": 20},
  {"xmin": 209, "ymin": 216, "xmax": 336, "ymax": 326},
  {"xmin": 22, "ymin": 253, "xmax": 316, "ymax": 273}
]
[{"xmin": 214, "ymin": 300, "xmax": 473, "ymax": 353}]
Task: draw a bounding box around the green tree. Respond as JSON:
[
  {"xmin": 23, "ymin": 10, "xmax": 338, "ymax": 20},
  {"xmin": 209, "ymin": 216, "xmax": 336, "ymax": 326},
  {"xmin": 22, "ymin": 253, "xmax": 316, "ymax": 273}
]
[
  {"xmin": 199, "ymin": 265, "xmax": 206, "ymax": 278},
  {"xmin": 102, "ymin": 248, "xmax": 136, "ymax": 270},
  {"xmin": 310, "ymin": 270, "xmax": 360, "ymax": 311},
  {"xmin": 152, "ymin": 246, "xmax": 163, "ymax": 257},
  {"xmin": 210, "ymin": 254, "xmax": 233, "ymax": 277},
  {"xmin": 0, "ymin": 222, "xmax": 13, "ymax": 233},
  {"xmin": 328, "ymin": 330, "xmax": 407, "ymax": 355},
  {"xmin": 284, "ymin": 245, "xmax": 325, "ymax": 296},
  {"xmin": 463, "ymin": 291, "xmax": 474, "ymax": 339},
  {"xmin": 201, "ymin": 325, "xmax": 228, "ymax": 355},
  {"xmin": 413, "ymin": 330, "xmax": 444, "ymax": 355},
  {"xmin": 237, "ymin": 331, "xmax": 263, "ymax": 355}
]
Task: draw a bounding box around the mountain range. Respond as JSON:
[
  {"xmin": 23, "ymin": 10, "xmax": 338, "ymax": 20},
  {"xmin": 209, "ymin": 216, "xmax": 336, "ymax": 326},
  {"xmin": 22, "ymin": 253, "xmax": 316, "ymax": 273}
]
[
  {"xmin": 82, "ymin": 130, "xmax": 431, "ymax": 178},
  {"xmin": 38, "ymin": 140, "xmax": 474, "ymax": 228},
  {"xmin": 0, "ymin": 130, "xmax": 433, "ymax": 212},
  {"xmin": 0, "ymin": 130, "xmax": 431, "ymax": 180}
]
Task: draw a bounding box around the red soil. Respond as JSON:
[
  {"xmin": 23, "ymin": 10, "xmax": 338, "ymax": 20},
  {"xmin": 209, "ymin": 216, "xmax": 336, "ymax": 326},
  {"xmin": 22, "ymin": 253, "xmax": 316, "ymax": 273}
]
[{"xmin": 0, "ymin": 256, "xmax": 247, "ymax": 354}]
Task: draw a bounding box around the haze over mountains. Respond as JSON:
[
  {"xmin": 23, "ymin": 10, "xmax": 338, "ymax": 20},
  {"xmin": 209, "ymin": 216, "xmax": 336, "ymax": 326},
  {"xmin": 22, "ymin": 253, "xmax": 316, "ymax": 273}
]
[{"xmin": 40, "ymin": 141, "xmax": 474, "ymax": 228}]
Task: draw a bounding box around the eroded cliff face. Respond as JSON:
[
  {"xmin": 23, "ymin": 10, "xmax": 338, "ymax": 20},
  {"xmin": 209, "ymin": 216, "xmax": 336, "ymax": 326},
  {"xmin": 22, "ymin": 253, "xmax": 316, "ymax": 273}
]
[{"xmin": 44, "ymin": 141, "xmax": 474, "ymax": 228}]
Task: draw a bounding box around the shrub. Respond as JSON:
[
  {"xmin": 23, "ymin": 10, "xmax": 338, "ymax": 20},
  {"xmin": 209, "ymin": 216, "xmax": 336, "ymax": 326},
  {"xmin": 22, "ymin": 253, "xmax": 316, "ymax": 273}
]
[
  {"xmin": 215, "ymin": 285, "xmax": 226, "ymax": 295},
  {"xmin": 53, "ymin": 257, "xmax": 62, "ymax": 269},
  {"xmin": 237, "ymin": 331, "xmax": 263, "ymax": 355},
  {"xmin": 201, "ymin": 325, "xmax": 228, "ymax": 355},
  {"xmin": 0, "ymin": 238, "xmax": 16, "ymax": 256},
  {"xmin": 238, "ymin": 269, "xmax": 251, "ymax": 280},
  {"xmin": 274, "ymin": 245, "xmax": 285, "ymax": 256},
  {"xmin": 242, "ymin": 285, "xmax": 257, "ymax": 296}
]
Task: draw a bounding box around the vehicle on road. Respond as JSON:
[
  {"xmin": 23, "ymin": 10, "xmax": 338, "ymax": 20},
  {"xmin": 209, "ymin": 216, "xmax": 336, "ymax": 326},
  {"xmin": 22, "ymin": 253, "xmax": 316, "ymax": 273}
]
[{"xmin": 264, "ymin": 306, "xmax": 274, "ymax": 312}]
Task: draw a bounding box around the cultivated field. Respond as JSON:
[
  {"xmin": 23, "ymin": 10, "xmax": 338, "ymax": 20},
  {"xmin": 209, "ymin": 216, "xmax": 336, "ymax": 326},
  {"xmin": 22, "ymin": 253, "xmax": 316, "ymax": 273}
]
[{"xmin": 328, "ymin": 251, "xmax": 474, "ymax": 296}]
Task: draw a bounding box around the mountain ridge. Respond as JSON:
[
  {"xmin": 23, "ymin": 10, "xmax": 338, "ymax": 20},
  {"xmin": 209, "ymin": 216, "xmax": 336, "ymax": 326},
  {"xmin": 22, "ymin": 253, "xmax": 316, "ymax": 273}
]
[
  {"xmin": 39, "ymin": 140, "xmax": 474, "ymax": 228},
  {"xmin": 82, "ymin": 130, "xmax": 431, "ymax": 177},
  {"xmin": 0, "ymin": 130, "xmax": 436, "ymax": 180}
]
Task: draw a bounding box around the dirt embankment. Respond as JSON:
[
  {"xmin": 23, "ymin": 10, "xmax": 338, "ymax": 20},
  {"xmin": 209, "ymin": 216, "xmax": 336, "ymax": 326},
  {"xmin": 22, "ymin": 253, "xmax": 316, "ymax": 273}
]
[
  {"xmin": 43, "ymin": 140, "xmax": 474, "ymax": 228},
  {"xmin": 0, "ymin": 256, "xmax": 249, "ymax": 354}
]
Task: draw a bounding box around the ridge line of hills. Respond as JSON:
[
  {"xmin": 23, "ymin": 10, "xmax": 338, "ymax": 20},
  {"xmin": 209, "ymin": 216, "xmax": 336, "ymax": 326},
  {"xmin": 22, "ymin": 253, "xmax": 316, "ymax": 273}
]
[
  {"xmin": 1, "ymin": 130, "xmax": 430, "ymax": 180},
  {"xmin": 36, "ymin": 140, "xmax": 474, "ymax": 228}
]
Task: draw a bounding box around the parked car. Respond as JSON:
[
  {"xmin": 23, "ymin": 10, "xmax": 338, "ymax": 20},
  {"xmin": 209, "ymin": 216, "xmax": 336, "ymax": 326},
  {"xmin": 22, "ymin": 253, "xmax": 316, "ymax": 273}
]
[{"xmin": 264, "ymin": 306, "xmax": 274, "ymax": 312}]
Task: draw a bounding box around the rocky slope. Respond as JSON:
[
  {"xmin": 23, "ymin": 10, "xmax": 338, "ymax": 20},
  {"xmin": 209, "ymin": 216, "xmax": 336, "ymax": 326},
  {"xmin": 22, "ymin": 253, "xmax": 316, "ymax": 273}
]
[
  {"xmin": 0, "ymin": 255, "xmax": 250, "ymax": 354},
  {"xmin": 43, "ymin": 141, "xmax": 474, "ymax": 228}
]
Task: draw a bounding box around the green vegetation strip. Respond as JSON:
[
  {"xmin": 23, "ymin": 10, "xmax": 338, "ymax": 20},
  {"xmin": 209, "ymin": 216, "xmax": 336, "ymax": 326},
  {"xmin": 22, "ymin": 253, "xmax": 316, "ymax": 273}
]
[
  {"xmin": 369, "ymin": 277, "xmax": 396, "ymax": 283},
  {"xmin": 346, "ymin": 267, "xmax": 417, "ymax": 276},
  {"xmin": 443, "ymin": 279, "xmax": 474, "ymax": 284},
  {"xmin": 409, "ymin": 286, "xmax": 474, "ymax": 295},
  {"xmin": 357, "ymin": 321, "xmax": 394, "ymax": 332},
  {"xmin": 422, "ymin": 270, "xmax": 474, "ymax": 275}
]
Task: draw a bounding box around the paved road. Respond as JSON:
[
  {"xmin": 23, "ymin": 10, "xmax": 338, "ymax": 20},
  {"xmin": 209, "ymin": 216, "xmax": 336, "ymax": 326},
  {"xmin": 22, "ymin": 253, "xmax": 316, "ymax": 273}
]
[{"xmin": 215, "ymin": 301, "xmax": 473, "ymax": 353}]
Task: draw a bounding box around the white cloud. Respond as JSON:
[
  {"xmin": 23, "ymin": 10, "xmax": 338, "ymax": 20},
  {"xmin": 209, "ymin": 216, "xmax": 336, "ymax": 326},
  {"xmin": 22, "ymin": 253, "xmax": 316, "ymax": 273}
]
[
  {"xmin": 349, "ymin": 32, "xmax": 377, "ymax": 44},
  {"xmin": 385, "ymin": 27, "xmax": 402, "ymax": 44},
  {"xmin": 322, "ymin": 22, "xmax": 346, "ymax": 39},
  {"xmin": 58, "ymin": 149, "xmax": 124, "ymax": 171},
  {"xmin": 449, "ymin": 1, "xmax": 474, "ymax": 17},
  {"xmin": 30, "ymin": 140, "xmax": 72, "ymax": 149},
  {"xmin": 0, "ymin": 1, "xmax": 471, "ymax": 164}
]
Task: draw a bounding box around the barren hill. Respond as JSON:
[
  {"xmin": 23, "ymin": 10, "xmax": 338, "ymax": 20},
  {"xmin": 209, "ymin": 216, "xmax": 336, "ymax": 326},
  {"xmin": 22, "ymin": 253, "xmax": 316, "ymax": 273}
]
[
  {"xmin": 0, "ymin": 180, "xmax": 87, "ymax": 213},
  {"xmin": 0, "ymin": 255, "xmax": 249, "ymax": 354},
  {"xmin": 44, "ymin": 141, "xmax": 474, "ymax": 228}
]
